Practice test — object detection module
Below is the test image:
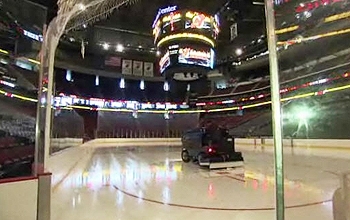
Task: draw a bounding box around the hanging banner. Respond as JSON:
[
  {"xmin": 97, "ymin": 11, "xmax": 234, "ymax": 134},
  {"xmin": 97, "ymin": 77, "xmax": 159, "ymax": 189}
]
[
  {"xmin": 105, "ymin": 56, "xmax": 121, "ymax": 67},
  {"xmin": 133, "ymin": 61, "xmax": 143, "ymax": 76},
  {"xmin": 230, "ymin": 23, "xmax": 238, "ymax": 41},
  {"xmin": 144, "ymin": 62, "xmax": 154, "ymax": 77},
  {"xmin": 122, "ymin": 59, "xmax": 132, "ymax": 75}
]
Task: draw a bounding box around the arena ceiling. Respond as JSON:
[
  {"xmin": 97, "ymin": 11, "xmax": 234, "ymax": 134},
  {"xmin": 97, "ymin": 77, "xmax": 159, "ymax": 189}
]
[
  {"xmin": 4, "ymin": 1, "xmax": 348, "ymax": 83},
  {"xmin": 31, "ymin": 0, "xmax": 266, "ymax": 59}
]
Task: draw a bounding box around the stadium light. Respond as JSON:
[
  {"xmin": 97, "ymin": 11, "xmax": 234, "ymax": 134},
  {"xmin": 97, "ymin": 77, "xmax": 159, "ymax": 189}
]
[
  {"xmin": 120, "ymin": 78, "xmax": 125, "ymax": 89},
  {"xmin": 140, "ymin": 80, "xmax": 145, "ymax": 90},
  {"xmin": 132, "ymin": 110, "xmax": 138, "ymax": 119},
  {"xmin": 285, "ymin": 105, "xmax": 315, "ymax": 140},
  {"xmin": 164, "ymin": 112, "xmax": 170, "ymax": 120},
  {"xmin": 252, "ymin": 1, "xmax": 264, "ymax": 5},
  {"xmin": 116, "ymin": 44, "xmax": 124, "ymax": 52},
  {"xmin": 295, "ymin": 107, "xmax": 314, "ymax": 120},
  {"xmin": 0, "ymin": 49, "xmax": 9, "ymax": 54},
  {"xmin": 163, "ymin": 81, "xmax": 170, "ymax": 92},
  {"xmin": 235, "ymin": 48, "xmax": 243, "ymax": 56},
  {"xmin": 102, "ymin": 43, "xmax": 110, "ymax": 50},
  {"xmin": 66, "ymin": 70, "xmax": 72, "ymax": 82},
  {"xmin": 95, "ymin": 75, "xmax": 99, "ymax": 86}
]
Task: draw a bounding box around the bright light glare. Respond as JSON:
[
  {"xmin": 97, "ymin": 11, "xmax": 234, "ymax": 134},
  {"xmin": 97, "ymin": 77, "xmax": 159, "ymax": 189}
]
[
  {"xmin": 78, "ymin": 3, "xmax": 86, "ymax": 11},
  {"xmin": 278, "ymin": 27, "xmax": 350, "ymax": 46},
  {"xmin": 0, "ymin": 49, "xmax": 9, "ymax": 54},
  {"xmin": 95, "ymin": 75, "xmax": 99, "ymax": 86},
  {"xmin": 294, "ymin": 107, "xmax": 314, "ymax": 120},
  {"xmin": 163, "ymin": 81, "xmax": 169, "ymax": 92},
  {"xmin": 157, "ymin": 33, "xmax": 215, "ymax": 47},
  {"xmin": 140, "ymin": 80, "xmax": 145, "ymax": 90},
  {"xmin": 66, "ymin": 70, "xmax": 72, "ymax": 82},
  {"xmin": 0, "ymin": 80, "xmax": 15, "ymax": 88},
  {"xmin": 235, "ymin": 48, "xmax": 243, "ymax": 56},
  {"xmin": 120, "ymin": 78, "xmax": 125, "ymax": 89},
  {"xmin": 102, "ymin": 43, "xmax": 110, "ymax": 50},
  {"xmin": 164, "ymin": 112, "xmax": 169, "ymax": 120},
  {"xmin": 116, "ymin": 44, "xmax": 124, "ymax": 52}
]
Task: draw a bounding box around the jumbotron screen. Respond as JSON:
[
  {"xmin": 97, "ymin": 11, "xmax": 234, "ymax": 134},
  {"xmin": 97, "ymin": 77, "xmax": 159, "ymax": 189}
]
[
  {"xmin": 153, "ymin": 6, "xmax": 220, "ymax": 77},
  {"xmin": 154, "ymin": 12, "xmax": 219, "ymax": 41},
  {"xmin": 159, "ymin": 44, "xmax": 215, "ymax": 73}
]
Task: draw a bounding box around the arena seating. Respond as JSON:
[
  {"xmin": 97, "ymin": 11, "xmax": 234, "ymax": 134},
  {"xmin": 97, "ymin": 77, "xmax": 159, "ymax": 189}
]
[
  {"xmin": 229, "ymin": 112, "xmax": 272, "ymax": 137},
  {"xmin": 97, "ymin": 111, "xmax": 199, "ymax": 138},
  {"xmin": 0, "ymin": 126, "xmax": 35, "ymax": 179},
  {"xmin": 210, "ymin": 87, "xmax": 234, "ymax": 96},
  {"xmin": 201, "ymin": 111, "xmax": 262, "ymax": 130},
  {"xmin": 232, "ymin": 83, "xmax": 259, "ymax": 94},
  {"xmin": 0, "ymin": 99, "xmax": 35, "ymax": 179},
  {"xmin": 144, "ymin": 81, "xmax": 170, "ymax": 102},
  {"xmin": 203, "ymin": 78, "xmax": 271, "ymax": 100},
  {"xmin": 253, "ymin": 81, "xmax": 270, "ymax": 90},
  {"xmin": 0, "ymin": 109, "xmax": 35, "ymax": 142},
  {"xmin": 0, "ymin": 62, "xmax": 37, "ymax": 90},
  {"xmin": 52, "ymin": 109, "xmax": 84, "ymax": 138},
  {"xmin": 11, "ymin": 64, "xmax": 38, "ymax": 88}
]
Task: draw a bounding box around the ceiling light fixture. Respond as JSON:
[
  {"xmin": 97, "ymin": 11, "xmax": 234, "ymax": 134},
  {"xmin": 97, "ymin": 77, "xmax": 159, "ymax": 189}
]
[
  {"xmin": 116, "ymin": 44, "xmax": 124, "ymax": 52},
  {"xmin": 163, "ymin": 81, "xmax": 170, "ymax": 92},
  {"xmin": 120, "ymin": 78, "xmax": 125, "ymax": 89},
  {"xmin": 235, "ymin": 48, "xmax": 243, "ymax": 56},
  {"xmin": 140, "ymin": 80, "xmax": 145, "ymax": 90},
  {"xmin": 102, "ymin": 43, "xmax": 110, "ymax": 50},
  {"xmin": 252, "ymin": 1, "xmax": 264, "ymax": 5}
]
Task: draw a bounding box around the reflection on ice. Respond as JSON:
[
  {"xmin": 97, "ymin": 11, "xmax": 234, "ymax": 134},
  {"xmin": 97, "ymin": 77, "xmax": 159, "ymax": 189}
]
[
  {"xmin": 162, "ymin": 186, "xmax": 170, "ymax": 204},
  {"xmin": 117, "ymin": 190, "xmax": 124, "ymax": 205},
  {"xmin": 138, "ymin": 190, "xmax": 143, "ymax": 204},
  {"xmin": 208, "ymin": 183, "xmax": 215, "ymax": 197},
  {"xmin": 62, "ymin": 158, "xmax": 183, "ymax": 191}
]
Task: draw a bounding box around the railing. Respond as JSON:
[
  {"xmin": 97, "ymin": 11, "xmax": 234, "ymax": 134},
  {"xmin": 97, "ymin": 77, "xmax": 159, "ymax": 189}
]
[
  {"xmin": 96, "ymin": 129, "xmax": 184, "ymax": 139},
  {"xmin": 333, "ymin": 172, "xmax": 350, "ymax": 220},
  {"xmin": 343, "ymin": 172, "xmax": 350, "ymax": 220}
]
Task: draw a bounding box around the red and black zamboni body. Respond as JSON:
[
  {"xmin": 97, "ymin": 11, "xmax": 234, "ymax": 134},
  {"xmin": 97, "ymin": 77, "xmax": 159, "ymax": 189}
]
[{"xmin": 181, "ymin": 127, "xmax": 244, "ymax": 169}]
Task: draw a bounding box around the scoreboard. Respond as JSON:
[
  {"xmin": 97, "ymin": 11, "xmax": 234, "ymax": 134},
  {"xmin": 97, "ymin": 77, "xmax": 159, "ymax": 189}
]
[
  {"xmin": 152, "ymin": 6, "xmax": 220, "ymax": 80},
  {"xmin": 159, "ymin": 44, "xmax": 215, "ymax": 73}
]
